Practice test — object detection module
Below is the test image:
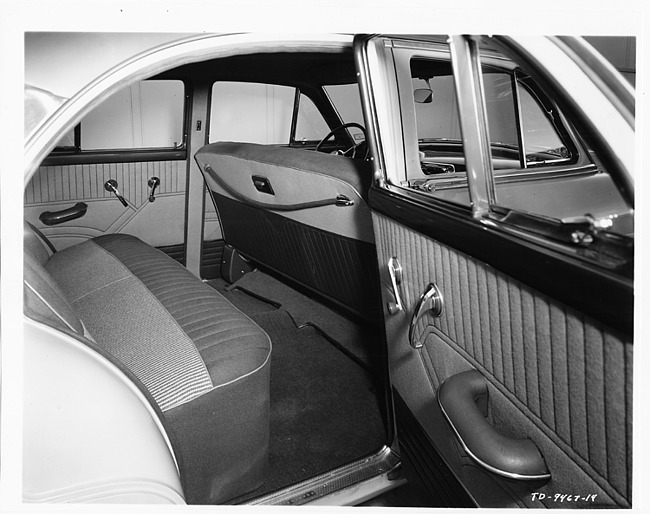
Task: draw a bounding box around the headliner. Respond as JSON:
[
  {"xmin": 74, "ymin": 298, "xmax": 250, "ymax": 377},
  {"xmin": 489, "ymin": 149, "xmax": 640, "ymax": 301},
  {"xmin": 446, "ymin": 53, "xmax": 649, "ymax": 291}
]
[{"xmin": 156, "ymin": 49, "xmax": 358, "ymax": 87}]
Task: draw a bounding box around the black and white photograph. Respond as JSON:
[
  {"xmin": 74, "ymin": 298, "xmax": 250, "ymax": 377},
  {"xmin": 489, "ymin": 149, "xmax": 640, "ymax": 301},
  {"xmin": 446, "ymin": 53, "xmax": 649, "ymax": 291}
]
[{"xmin": 1, "ymin": 0, "xmax": 646, "ymax": 512}]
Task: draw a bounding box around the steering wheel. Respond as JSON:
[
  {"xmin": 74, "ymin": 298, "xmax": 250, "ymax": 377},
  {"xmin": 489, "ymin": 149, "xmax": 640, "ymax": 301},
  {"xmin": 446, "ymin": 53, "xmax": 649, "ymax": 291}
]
[{"xmin": 315, "ymin": 122, "xmax": 368, "ymax": 160}]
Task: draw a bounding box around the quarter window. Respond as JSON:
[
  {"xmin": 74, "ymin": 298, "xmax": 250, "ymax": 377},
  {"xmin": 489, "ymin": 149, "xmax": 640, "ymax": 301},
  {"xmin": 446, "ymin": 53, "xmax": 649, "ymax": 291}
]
[
  {"xmin": 517, "ymin": 83, "xmax": 570, "ymax": 164},
  {"xmin": 475, "ymin": 39, "xmax": 633, "ymax": 238}
]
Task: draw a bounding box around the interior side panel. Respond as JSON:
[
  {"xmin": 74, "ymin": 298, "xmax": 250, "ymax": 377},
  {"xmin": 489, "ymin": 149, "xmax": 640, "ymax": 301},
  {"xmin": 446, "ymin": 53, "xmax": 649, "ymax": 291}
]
[
  {"xmin": 24, "ymin": 160, "xmax": 187, "ymax": 250},
  {"xmin": 214, "ymin": 192, "xmax": 381, "ymax": 321},
  {"xmin": 373, "ymin": 212, "xmax": 631, "ymax": 508}
]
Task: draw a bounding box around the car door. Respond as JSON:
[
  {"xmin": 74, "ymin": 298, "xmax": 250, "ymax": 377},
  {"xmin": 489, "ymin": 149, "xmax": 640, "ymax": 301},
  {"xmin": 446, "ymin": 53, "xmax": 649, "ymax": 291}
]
[
  {"xmin": 356, "ymin": 35, "xmax": 633, "ymax": 508},
  {"xmin": 24, "ymin": 78, "xmax": 192, "ymax": 260}
]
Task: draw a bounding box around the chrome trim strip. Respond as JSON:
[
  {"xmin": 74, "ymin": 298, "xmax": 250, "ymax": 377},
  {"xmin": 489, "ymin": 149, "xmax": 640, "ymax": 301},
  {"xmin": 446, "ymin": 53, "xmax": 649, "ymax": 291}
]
[
  {"xmin": 243, "ymin": 445, "xmax": 400, "ymax": 506},
  {"xmin": 448, "ymin": 35, "xmax": 496, "ymax": 218}
]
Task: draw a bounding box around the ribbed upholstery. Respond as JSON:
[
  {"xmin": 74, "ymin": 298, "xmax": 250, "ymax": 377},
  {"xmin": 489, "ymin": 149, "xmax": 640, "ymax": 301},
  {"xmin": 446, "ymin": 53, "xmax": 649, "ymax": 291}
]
[
  {"xmin": 373, "ymin": 213, "xmax": 632, "ymax": 507},
  {"xmin": 24, "ymin": 224, "xmax": 272, "ymax": 504},
  {"xmin": 45, "ymin": 238, "xmax": 213, "ymax": 411},
  {"xmin": 26, "ymin": 160, "xmax": 186, "ymax": 208},
  {"xmin": 216, "ymin": 193, "xmax": 382, "ymax": 320},
  {"xmin": 93, "ymin": 234, "xmax": 272, "ymax": 387}
]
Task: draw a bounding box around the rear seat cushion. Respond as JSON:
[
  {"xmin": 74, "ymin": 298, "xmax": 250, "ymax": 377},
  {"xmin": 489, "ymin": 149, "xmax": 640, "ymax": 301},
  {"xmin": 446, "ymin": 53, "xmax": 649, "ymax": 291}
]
[
  {"xmin": 27, "ymin": 228, "xmax": 272, "ymax": 504},
  {"xmin": 45, "ymin": 234, "xmax": 271, "ymax": 411}
]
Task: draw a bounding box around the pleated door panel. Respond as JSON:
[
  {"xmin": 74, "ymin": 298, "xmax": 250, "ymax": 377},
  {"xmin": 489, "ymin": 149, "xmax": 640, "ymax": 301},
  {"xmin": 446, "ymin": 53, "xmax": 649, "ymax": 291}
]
[{"xmin": 374, "ymin": 212, "xmax": 631, "ymax": 508}]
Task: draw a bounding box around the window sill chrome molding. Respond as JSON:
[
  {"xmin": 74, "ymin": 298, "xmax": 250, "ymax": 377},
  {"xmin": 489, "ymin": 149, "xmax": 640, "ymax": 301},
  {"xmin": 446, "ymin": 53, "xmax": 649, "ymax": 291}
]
[
  {"xmin": 243, "ymin": 446, "xmax": 401, "ymax": 506},
  {"xmin": 407, "ymin": 163, "xmax": 596, "ymax": 193}
]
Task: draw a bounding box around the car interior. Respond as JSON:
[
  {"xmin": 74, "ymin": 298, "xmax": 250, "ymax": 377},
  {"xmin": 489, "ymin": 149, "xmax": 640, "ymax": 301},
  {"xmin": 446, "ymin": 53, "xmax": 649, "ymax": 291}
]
[
  {"xmin": 24, "ymin": 47, "xmax": 391, "ymax": 505},
  {"xmin": 23, "ymin": 35, "xmax": 634, "ymax": 508}
]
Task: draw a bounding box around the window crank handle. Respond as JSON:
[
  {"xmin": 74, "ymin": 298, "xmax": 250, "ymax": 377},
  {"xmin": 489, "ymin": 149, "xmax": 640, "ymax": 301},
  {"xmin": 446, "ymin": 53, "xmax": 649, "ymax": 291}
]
[
  {"xmin": 148, "ymin": 176, "xmax": 160, "ymax": 202},
  {"xmin": 104, "ymin": 179, "xmax": 128, "ymax": 207}
]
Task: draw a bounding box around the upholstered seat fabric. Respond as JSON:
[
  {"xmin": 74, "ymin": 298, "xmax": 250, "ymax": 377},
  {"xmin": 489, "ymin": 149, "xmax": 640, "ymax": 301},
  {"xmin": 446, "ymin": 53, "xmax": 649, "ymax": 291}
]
[{"xmin": 24, "ymin": 224, "xmax": 272, "ymax": 504}]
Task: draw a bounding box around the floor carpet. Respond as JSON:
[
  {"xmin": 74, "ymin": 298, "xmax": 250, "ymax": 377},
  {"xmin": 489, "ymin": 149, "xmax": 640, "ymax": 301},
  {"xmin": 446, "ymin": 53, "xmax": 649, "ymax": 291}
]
[
  {"xmin": 208, "ymin": 276, "xmax": 387, "ymax": 501},
  {"xmin": 250, "ymin": 310, "xmax": 386, "ymax": 496},
  {"xmin": 216, "ymin": 270, "xmax": 383, "ymax": 369}
]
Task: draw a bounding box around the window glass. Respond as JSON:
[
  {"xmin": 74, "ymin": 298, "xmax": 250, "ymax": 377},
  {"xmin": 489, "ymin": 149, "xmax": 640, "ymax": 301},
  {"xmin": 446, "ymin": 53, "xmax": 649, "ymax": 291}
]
[
  {"xmin": 295, "ymin": 93, "xmax": 330, "ymax": 142},
  {"xmin": 81, "ymin": 80, "xmax": 184, "ymax": 150},
  {"xmin": 412, "ymin": 74, "xmax": 461, "ymax": 141},
  {"xmin": 324, "ymin": 84, "xmax": 366, "ymax": 142},
  {"xmin": 407, "ymin": 58, "xmax": 471, "ymax": 207},
  {"xmin": 476, "ymin": 40, "xmax": 632, "ymax": 238},
  {"xmin": 53, "ymin": 127, "xmax": 76, "ymax": 150},
  {"xmin": 482, "ymin": 72, "xmax": 520, "ymax": 166},
  {"xmin": 210, "ymin": 82, "xmax": 294, "ymax": 144},
  {"xmin": 518, "ymin": 83, "xmax": 569, "ymax": 164}
]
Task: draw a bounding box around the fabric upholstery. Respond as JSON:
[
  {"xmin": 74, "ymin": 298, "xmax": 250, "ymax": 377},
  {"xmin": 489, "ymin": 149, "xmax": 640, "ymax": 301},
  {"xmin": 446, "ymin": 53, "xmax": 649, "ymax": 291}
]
[
  {"xmin": 24, "ymin": 251, "xmax": 85, "ymax": 335},
  {"xmin": 197, "ymin": 141, "xmax": 372, "ymax": 201},
  {"xmin": 93, "ymin": 234, "xmax": 271, "ymax": 387},
  {"xmin": 24, "ymin": 224, "xmax": 272, "ymax": 504},
  {"xmin": 24, "ymin": 221, "xmax": 54, "ymax": 265},
  {"xmin": 195, "ymin": 142, "xmax": 381, "ymax": 321},
  {"xmin": 195, "ymin": 142, "xmax": 375, "ymax": 243},
  {"xmin": 373, "ymin": 213, "xmax": 632, "ymax": 508}
]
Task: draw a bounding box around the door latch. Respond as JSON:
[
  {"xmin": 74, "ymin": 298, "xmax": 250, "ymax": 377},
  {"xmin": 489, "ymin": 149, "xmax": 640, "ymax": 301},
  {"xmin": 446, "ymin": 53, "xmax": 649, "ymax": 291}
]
[{"xmin": 387, "ymin": 257, "xmax": 403, "ymax": 314}]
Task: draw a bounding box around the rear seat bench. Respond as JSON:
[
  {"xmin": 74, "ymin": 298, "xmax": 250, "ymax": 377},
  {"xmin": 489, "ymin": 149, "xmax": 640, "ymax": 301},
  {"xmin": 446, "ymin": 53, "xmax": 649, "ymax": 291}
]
[{"xmin": 24, "ymin": 223, "xmax": 272, "ymax": 504}]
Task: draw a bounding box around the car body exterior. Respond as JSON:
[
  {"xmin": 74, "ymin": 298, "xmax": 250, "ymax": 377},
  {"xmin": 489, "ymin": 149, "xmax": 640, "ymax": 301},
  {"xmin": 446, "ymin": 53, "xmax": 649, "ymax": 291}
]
[{"xmin": 23, "ymin": 32, "xmax": 634, "ymax": 507}]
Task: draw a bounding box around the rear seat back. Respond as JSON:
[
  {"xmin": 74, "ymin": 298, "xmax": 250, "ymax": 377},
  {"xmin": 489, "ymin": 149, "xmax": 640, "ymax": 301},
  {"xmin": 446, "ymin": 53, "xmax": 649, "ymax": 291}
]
[
  {"xmin": 23, "ymin": 222, "xmax": 272, "ymax": 504},
  {"xmin": 195, "ymin": 142, "xmax": 382, "ymax": 321},
  {"xmin": 24, "ymin": 221, "xmax": 86, "ymax": 335}
]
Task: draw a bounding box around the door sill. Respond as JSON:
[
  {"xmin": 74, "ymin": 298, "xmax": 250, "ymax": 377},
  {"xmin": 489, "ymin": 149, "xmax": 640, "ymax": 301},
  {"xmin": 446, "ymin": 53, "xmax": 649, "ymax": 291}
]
[{"xmin": 242, "ymin": 446, "xmax": 402, "ymax": 506}]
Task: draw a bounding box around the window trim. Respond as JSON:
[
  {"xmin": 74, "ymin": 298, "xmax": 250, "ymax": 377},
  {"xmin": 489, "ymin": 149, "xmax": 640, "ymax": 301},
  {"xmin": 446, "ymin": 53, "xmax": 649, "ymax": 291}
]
[
  {"xmin": 452, "ymin": 35, "xmax": 633, "ymax": 266},
  {"xmin": 380, "ymin": 35, "xmax": 632, "ymax": 271},
  {"xmin": 290, "ymin": 85, "xmax": 357, "ymax": 149},
  {"xmin": 46, "ymin": 78, "xmax": 190, "ymax": 164},
  {"xmin": 514, "ymin": 71, "xmax": 579, "ymax": 169},
  {"xmin": 389, "ymin": 38, "xmax": 594, "ymax": 211}
]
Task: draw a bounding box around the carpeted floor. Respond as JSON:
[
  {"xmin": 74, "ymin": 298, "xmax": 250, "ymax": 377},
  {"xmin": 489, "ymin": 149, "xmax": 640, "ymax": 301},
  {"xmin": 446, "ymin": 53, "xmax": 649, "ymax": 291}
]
[
  {"xmin": 216, "ymin": 270, "xmax": 382, "ymax": 369},
  {"xmin": 208, "ymin": 274, "xmax": 387, "ymax": 501}
]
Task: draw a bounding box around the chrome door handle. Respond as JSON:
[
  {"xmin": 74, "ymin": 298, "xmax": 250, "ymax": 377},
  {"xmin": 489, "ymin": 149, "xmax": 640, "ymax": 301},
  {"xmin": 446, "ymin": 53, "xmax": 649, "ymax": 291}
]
[
  {"xmin": 104, "ymin": 179, "xmax": 128, "ymax": 207},
  {"xmin": 148, "ymin": 176, "xmax": 160, "ymax": 202},
  {"xmin": 409, "ymin": 283, "xmax": 443, "ymax": 349},
  {"xmin": 387, "ymin": 257, "xmax": 403, "ymax": 314}
]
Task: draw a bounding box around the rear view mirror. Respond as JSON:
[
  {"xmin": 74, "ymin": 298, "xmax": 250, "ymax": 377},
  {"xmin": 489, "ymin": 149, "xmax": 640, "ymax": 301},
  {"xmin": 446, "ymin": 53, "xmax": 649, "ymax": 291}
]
[{"xmin": 414, "ymin": 88, "xmax": 433, "ymax": 104}]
